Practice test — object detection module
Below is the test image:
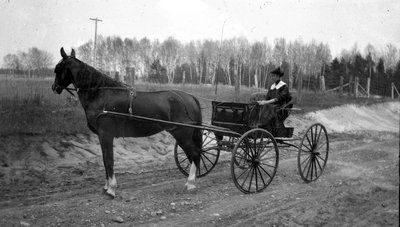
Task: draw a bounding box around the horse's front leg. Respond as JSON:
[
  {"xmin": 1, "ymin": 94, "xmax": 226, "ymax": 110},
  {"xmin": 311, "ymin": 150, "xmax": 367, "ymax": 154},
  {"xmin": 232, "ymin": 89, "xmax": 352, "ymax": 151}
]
[{"xmin": 99, "ymin": 132, "xmax": 117, "ymax": 197}]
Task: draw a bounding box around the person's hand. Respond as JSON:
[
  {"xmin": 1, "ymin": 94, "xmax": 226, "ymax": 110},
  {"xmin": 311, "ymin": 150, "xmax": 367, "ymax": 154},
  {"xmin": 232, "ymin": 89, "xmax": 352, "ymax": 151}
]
[{"xmin": 257, "ymin": 99, "xmax": 276, "ymax": 105}]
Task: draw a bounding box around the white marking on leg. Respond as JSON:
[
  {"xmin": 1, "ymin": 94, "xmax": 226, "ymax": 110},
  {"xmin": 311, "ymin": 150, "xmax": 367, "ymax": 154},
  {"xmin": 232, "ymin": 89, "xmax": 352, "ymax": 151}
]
[
  {"xmin": 186, "ymin": 162, "xmax": 197, "ymax": 190},
  {"xmin": 106, "ymin": 174, "xmax": 117, "ymax": 197},
  {"xmin": 103, "ymin": 179, "xmax": 109, "ymax": 191}
]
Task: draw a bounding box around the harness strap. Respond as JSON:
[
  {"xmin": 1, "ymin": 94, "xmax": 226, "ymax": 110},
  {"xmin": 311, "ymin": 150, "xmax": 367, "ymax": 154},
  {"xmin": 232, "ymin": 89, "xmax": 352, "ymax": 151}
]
[{"xmin": 128, "ymin": 88, "xmax": 136, "ymax": 114}]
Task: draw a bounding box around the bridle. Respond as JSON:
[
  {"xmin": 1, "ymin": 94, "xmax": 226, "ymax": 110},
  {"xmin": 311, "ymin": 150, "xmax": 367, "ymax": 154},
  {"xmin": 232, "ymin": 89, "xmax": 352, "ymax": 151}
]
[{"xmin": 54, "ymin": 83, "xmax": 78, "ymax": 96}]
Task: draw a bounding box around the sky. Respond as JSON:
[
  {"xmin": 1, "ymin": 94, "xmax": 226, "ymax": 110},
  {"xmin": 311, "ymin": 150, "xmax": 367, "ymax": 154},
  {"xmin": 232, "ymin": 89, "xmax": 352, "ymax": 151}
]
[{"xmin": 0, "ymin": 0, "xmax": 399, "ymax": 65}]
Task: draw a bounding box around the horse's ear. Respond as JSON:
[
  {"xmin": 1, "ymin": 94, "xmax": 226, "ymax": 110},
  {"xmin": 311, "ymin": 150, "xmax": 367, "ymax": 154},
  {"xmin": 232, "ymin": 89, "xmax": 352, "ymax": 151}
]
[
  {"xmin": 60, "ymin": 47, "xmax": 67, "ymax": 59},
  {"xmin": 71, "ymin": 49, "xmax": 76, "ymax": 58}
]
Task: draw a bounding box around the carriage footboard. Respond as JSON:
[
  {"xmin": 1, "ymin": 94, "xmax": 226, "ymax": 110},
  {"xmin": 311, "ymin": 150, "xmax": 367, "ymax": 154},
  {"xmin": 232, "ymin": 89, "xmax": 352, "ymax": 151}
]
[{"xmin": 211, "ymin": 101, "xmax": 255, "ymax": 135}]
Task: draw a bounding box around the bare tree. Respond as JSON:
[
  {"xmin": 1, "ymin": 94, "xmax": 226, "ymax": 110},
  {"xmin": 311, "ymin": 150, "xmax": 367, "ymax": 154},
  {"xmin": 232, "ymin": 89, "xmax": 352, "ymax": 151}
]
[
  {"xmin": 383, "ymin": 43, "xmax": 399, "ymax": 71},
  {"xmin": 159, "ymin": 36, "xmax": 182, "ymax": 83},
  {"xmin": 183, "ymin": 41, "xmax": 199, "ymax": 83},
  {"xmin": 250, "ymin": 41, "xmax": 266, "ymax": 87},
  {"xmin": 77, "ymin": 41, "xmax": 93, "ymax": 65},
  {"xmin": 2, "ymin": 53, "xmax": 21, "ymax": 73}
]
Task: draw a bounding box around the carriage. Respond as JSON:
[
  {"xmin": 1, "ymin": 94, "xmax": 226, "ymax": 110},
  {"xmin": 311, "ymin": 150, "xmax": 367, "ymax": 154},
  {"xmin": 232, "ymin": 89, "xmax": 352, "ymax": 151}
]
[
  {"xmin": 173, "ymin": 100, "xmax": 329, "ymax": 193},
  {"xmin": 53, "ymin": 47, "xmax": 329, "ymax": 196}
]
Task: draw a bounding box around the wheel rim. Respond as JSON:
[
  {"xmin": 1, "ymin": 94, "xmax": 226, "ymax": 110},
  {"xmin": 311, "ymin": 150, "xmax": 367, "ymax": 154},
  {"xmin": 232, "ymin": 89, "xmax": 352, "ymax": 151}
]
[
  {"xmin": 231, "ymin": 129, "xmax": 279, "ymax": 194},
  {"xmin": 298, "ymin": 123, "xmax": 329, "ymax": 182},
  {"xmin": 174, "ymin": 130, "xmax": 220, "ymax": 177}
]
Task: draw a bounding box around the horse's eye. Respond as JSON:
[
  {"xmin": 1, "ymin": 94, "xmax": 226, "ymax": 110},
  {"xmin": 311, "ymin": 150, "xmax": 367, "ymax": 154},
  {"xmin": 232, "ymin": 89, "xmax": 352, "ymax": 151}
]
[{"xmin": 55, "ymin": 65, "xmax": 62, "ymax": 73}]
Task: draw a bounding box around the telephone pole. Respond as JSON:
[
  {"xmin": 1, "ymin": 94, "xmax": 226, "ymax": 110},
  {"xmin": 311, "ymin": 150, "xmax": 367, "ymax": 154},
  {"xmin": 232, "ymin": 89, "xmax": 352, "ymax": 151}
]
[{"xmin": 90, "ymin": 17, "xmax": 102, "ymax": 68}]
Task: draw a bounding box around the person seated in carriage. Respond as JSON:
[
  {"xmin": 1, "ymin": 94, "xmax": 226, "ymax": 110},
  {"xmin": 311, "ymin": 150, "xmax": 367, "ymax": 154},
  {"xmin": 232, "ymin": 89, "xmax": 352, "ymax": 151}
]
[{"xmin": 252, "ymin": 67, "xmax": 292, "ymax": 133}]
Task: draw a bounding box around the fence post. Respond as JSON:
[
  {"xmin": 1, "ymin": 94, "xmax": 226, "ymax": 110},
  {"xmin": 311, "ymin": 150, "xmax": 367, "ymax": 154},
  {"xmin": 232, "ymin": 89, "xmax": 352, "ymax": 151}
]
[
  {"xmin": 349, "ymin": 74, "xmax": 353, "ymax": 97},
  {"xmin": 354, "ymin": 77, "xmax": 359, "ymax": 98},
  {"xmin": 367, "ymin": 77, "xmax": 370, "ymax": 98},
  {"xmin": 392, "ymin": 82, "xmax": 395, "ymax": 99},
  {"xmin": 320, "ymin": 75, "xmax": 326, "ymax": 92},
  {"xmin": 339, "ymin": 76, "xmax": 344, "ymax": 96},
  {"xmin": 182, "ymin": 71, "xmax": 186, "ymax": 87},
  {"xmin": 297, "ymin": 73, "xmax": 303, "ymax": 102}
]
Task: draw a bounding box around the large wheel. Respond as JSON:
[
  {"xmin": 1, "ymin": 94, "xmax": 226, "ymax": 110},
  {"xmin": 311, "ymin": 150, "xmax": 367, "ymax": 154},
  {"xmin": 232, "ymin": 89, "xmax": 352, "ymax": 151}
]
[
  {"xmin": 231, "ymin": 129, "xmax": 279, "ymax": 194},
  {"xmin": 174, "ymin": 130, "xmax": 220, "ymax": 177},
  {"xmin": 297, "ymin": 123, "xmax": 329, "ymax": 182}
]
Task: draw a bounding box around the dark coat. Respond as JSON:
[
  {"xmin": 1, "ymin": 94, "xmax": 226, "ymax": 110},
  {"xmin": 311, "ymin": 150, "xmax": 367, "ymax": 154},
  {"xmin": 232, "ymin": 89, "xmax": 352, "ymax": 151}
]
[{"xmin": 266, "ymin": 80, "xmax": 291, "ymax": 106}]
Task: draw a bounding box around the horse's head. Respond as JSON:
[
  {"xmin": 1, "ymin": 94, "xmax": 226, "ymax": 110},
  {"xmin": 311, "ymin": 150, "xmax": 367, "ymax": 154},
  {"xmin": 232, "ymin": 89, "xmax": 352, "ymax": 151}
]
[{"xmin": 52, "ymin": 47, "xmax": 80, "ymax": 94}]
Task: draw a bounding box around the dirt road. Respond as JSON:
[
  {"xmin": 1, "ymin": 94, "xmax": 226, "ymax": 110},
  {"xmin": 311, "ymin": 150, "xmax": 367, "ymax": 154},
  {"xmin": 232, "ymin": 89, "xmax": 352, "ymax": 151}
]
[{"xmin": 0, "ymin": 131, "xmax": 398, "ymax": 227}]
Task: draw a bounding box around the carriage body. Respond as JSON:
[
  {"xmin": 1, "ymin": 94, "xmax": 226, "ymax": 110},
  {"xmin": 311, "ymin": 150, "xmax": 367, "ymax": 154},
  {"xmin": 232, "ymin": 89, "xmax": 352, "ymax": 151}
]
[
  {"xmin": 211, "ymin": 101, "xmax": 253, "ymax": 135},
  {"xmin": 211, "ymin": 101, "xmax": 294, "ymax": 138}
]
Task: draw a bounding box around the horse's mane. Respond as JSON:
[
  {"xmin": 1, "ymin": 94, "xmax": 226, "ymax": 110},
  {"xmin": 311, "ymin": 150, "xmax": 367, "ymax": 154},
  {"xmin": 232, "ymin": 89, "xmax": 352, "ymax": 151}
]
[{"xmin": 74, "ymin": 58, "xmax": 129, "ymax": 89}]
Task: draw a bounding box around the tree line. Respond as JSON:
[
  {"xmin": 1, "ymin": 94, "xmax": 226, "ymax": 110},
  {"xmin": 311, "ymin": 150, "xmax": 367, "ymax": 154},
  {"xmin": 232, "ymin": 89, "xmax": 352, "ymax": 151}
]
[
  {"xmin": 2, "ymin": 36, "xmax": 399, "ymax": 97},
  {"xmin": 2, "ymin": 47, "xmax": 54, "ymax": 77},
  {"xmin": 76, "ymin": 35, "xmax": 399, "ymax": 97}
]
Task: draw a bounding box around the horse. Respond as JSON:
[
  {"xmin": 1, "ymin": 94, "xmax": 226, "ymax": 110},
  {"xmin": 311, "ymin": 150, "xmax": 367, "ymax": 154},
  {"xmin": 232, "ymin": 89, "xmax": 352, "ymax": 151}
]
[{"xmin": 52, "ymin": 47, "xmax": 203, "ymax": 197}]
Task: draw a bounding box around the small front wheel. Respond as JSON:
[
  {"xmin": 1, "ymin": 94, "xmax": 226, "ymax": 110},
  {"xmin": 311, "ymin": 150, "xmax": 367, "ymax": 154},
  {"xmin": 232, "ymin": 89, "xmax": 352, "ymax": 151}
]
[
  {"xmin": 298, "ymin": 123, "xmax": 329, "ymax": 182},
  {"xmin": 174, "ymin": 130, "xmax": 220, "ymax": 177},
  {"xmin": 231, "ymin": 129, "xmax": 279, "ymax": 193}
]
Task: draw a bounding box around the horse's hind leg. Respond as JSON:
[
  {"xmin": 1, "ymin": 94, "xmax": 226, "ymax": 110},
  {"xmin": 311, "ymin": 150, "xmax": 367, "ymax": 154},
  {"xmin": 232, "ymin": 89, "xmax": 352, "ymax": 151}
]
[
  {"xmin": 170, "ymin": 128, "xmax": 202, "ymax": 191},
  {"xmin": 98, "ymin": 132, "xmax": 117, "ymax": 197}
]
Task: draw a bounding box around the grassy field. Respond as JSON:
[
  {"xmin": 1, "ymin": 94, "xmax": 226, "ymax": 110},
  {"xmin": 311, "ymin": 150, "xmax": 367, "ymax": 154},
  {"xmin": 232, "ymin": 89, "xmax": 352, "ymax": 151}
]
[{"xmin": 0, "ymin": 76, "xmax": 388, "ymax": 136}]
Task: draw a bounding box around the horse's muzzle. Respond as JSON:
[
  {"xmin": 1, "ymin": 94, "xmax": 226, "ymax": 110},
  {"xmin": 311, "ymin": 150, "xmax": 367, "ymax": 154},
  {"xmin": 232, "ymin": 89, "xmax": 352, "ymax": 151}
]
[{"xmin": 51, "ymin": 83, "xmax": 63, "ymax": 94}]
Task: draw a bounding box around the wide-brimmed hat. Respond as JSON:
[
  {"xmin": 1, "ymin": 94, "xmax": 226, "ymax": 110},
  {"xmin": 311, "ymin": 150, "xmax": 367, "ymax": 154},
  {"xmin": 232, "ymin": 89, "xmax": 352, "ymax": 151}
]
[{"xmin": 270, "ymin": 67, "xmax": 284, "ymax": 77}]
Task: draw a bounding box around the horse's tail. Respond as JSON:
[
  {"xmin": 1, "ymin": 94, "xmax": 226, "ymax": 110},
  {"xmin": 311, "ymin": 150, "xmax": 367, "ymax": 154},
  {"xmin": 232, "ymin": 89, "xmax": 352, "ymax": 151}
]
[{"xmin": 192, "ymin": 96, "xmax": 203, "ymax": 150}]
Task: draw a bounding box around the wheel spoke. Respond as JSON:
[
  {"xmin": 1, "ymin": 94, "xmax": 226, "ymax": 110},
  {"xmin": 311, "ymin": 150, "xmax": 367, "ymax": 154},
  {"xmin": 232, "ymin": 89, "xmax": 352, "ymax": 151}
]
[
  {"xmin": 248, "ymin": 166, "xmax": 255, "ymax": 191},
  {"xmin": 260, "ymin": 155, "xmax": 277, "ymax": 162},
  {"xmin": 179, "ymin": 156, "xmax": 189, "ymax": 164},
  {"xmin": 260, "ymin": 161, "xmax": 277, "ymax": 169},
  {"xmin": 256, "ymin": 166, "xmax": 267, "ymax": 186},
  {"xmin": 203, "ymin": 136, "xmax": 215, "ymax": 147},
  {"xmin": 240, "ymin": 166, "xmax": 253, "ymax": 188},
  {"xmin": 202, "ymin": 150, "xmax": 219, "ymax": 157},
  {"xmin": 257, "ymin": 134, "xmax": 266, "ymax": 157},
  {"xmin": 255, "ymin": 166, "xmax": 259, "ymax": 191},
  {"xmin": 259, "ymin": 147, "xmax": 273, "ymax": 159},
  {"xmin": 200, "ymin": 155, "xmax": 209, "ymax": 173},
  {"xmin": 300, "ymin": 154, "xmax": 311, "ymax": 167},
  {"xmin": 247, "ymin": 139, "xmax": 256, "ymax": 158},
  {"xmin": 315, "ymin": 126, "xmax": 322, "ymax": 145},
  {"xmin": 303, "ymin": 157, "xmax": 312, "ymax": 179},
  {"xmin": 202, "ymin": 152, "xmax": 216, "ymax": 165},
  {"xmin": 316, "ymin": 154, "xmax": 326, "ymax": 163},
  {"xmin": 252, "ymin": 132, "xmax": 259, "ymax": 156},
  {"xmin": 315, "ymin": 156, "xmax": 323, "ymax": 172},
  {"xmin": 235, "ymin": 150, "xmax": 250, "ymax": 161},
  {"xmin": 304, "ymin": 135, "xmax": 314, "ymax": 152},
  {"xmin": 299, "ymin": 147, "xmax": 312, "ymax": 154},
  {"xmin": 308, "ymin": 158, "xmax": 314, "ymax": 180},
  {"xmin": 258, "ymin": 165, "xmax": 273, "ymax": 179},
  {"xmin": 316, "ymin": 141, "xmax": 328, "ymax": 152},
  {"xmin": 310, "ymin": 127, "xmax": 315, "ymax": 145},
  {"xmin": 313, "ymin": 157, "xmax": 319, "ymax": 178},
  {"xmin": 235, "ymin": 163, "xmax": 251, "ymax": 180}
]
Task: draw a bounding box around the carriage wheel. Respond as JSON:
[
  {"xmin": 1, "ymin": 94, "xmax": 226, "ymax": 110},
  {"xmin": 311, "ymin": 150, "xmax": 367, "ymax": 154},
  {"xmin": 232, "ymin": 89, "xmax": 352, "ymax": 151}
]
[
  {"xmin": 231, "ymin": 129, "xmax": 279, "ymax": 194},
  {"xmin": 298, "ymin": 123, "xmax": 329, "ymax": 182},
  {"xmin": 174, "ymin": 130, "xmax": 220, "ymax": 177}
]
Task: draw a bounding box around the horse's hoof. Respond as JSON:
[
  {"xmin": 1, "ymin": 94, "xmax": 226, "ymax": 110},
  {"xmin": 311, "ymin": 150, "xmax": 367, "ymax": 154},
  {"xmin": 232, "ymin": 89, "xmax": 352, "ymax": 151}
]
[
  {"xmin": 106, "ymin": 188, "xmax": 116, "ymax": 198},
  {"xmin": 186, "ymin": 183, "xmax": 196, "ymax": 191}
]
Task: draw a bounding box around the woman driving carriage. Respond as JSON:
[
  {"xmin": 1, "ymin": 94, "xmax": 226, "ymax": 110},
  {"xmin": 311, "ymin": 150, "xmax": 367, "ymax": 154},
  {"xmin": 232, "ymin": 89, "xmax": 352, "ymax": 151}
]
[
  {"xmin": 258, "ymin": 67, "xmax": 291, "ymax": 106},
  {"xmin": 255, "ymin": 67, "xmax": 292, "ymax": 131}
]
